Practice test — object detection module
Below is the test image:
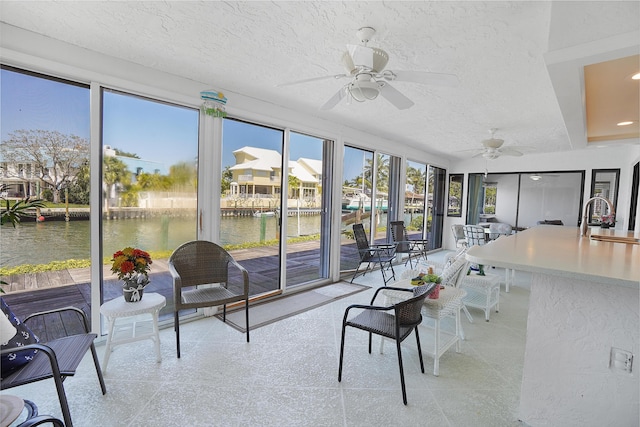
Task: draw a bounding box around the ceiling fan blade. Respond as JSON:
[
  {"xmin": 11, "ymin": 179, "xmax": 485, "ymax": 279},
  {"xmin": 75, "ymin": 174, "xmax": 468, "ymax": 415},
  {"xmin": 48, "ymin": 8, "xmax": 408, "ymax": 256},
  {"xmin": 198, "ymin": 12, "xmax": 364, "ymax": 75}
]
[
  {"xmin": 277, "ymin": 74, "xmax": 349, "ymax": 87},
  {"xmin": 378, "ymin": 83, "xmax": 414, "ymax": 110},
  {"xmin": 391, "ymin": 70, "xmax": 460, "ymax": 87},
  {"xmin": 499, "ymin": 147, "xmax": 523, "ymax": 157},
  {"xmin": 319, "ymin": 87, "xmax": 347, "ymax": 110}
]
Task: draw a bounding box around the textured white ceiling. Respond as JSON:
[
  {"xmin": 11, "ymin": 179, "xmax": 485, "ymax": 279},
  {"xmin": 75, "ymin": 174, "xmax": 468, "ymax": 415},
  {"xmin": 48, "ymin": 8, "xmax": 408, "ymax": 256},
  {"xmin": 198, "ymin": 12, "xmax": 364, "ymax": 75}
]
[{"xmin": 1, "ymin": 1, "xmax": 638, "ymax": 160}]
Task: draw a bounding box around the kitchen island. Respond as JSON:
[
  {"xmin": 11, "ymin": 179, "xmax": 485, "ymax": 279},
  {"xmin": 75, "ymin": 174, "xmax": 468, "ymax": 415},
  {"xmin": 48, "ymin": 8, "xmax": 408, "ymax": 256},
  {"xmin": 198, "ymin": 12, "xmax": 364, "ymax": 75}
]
[{"xmin": 466, "ymin": 226, "xmax": 639, "ymax": 426}]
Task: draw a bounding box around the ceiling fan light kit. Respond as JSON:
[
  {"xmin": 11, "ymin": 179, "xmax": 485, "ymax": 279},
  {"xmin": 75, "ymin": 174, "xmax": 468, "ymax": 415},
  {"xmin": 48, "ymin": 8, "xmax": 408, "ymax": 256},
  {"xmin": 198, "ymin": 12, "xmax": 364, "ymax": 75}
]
[{"xmin": 348, "ymin": 80, "xmax": 380, "ymax": 102}]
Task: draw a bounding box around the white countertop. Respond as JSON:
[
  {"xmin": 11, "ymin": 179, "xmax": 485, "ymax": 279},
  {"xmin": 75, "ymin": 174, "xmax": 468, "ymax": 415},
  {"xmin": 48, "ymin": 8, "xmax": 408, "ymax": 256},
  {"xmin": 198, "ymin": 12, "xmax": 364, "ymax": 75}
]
[{"xmin": 466, "ymin": 226, "xmax": 639, "ymax": 288}]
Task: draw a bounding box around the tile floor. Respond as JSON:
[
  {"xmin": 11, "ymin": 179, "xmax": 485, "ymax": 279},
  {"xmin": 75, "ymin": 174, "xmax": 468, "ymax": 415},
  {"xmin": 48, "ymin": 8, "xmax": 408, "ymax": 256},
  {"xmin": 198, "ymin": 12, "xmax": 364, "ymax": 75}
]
[{"xmin": 6, "ymin": 252, "xmax": 531, "ymax": 426}]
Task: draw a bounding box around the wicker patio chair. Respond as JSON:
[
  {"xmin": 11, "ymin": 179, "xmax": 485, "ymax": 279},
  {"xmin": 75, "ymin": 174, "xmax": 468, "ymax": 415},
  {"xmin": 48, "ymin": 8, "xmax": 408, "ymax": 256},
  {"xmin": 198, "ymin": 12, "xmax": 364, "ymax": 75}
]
[
  {"xmin": 338, "ymin": 283, "xmax": 436, "ymax": 405},
  {"xmin": 451, "ymin": 224, "xmax": 467, "ymax": 248},
  {"xmin": 169, "ymin": 240, "xmax": 250, "ymax": 358},
  {"xmin": 350, "ymin": 223, "xmax": 397, "ymax": 286},
  {"xmin": 487, "ymin": 222, "xmax": 512, "ymax": 241},
  {"xmin": 389, "ymin": 220, "xmax": 428, "ymax": 268},
  {"xmin": 0, "ymin": 302, "xmax": 107, "ymax": 427},
  {"xmin": 463, "ymin": 224, "xmax": 487, "ymax": 246}
]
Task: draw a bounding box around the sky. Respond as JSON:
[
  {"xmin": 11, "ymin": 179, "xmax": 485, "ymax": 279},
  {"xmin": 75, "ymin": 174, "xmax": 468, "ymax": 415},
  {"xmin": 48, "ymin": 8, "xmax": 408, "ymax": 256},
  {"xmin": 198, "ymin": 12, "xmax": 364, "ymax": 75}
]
[{"xmin": 1, "ymin": 67, "xmax": 365, "ymax": 180}]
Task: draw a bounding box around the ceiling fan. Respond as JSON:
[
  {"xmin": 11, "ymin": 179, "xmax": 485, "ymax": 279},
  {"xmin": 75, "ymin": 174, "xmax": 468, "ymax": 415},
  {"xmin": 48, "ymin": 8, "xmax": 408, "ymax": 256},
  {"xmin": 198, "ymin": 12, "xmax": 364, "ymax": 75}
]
[
  {"xmin": 277, "ymin": 27, "xmax": 459, "ymax": 110},
  {"xmin": 461, "ymin": 129, "xmax": 531, "ymax": 160}
]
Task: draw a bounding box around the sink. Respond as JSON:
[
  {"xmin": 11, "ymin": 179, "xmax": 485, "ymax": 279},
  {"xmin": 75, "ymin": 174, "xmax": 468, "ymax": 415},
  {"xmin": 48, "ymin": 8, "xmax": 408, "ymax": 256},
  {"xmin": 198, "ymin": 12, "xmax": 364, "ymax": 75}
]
[{"xmin": 590, "ymin": 234, "xmax": 640, "ymax": 244}]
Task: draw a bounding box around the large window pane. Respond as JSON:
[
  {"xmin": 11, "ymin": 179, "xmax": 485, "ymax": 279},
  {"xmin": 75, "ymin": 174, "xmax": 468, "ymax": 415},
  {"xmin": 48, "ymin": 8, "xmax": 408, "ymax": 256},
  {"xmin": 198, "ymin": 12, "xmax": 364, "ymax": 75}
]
[
  {"xmin": 519, "ymin": 172, "xmax": 583, "ymax": 227},
  {"xmin": 286, "ymin": 131, "xmax": 331, "ymax": 287},
  {"xmin": 101, "ymin": 90, "xmax": 198, "ymax": 316},
  {"xmin": 371, "ymin": 153, "xmax": 391, "ymax": 243},
  {"xmin": 221, "ymin": 119, "xmax": 283, "ymax": 297},
  {"xmin": 589, "ymin": 169, "xmax": 619, "ymax": 224},
  {"xmin": 468, "ymin": 171, "xmax": 585, "ymax": 229},
  {"xmin": 405, "ymin": 160, "xmax": 427, "ymax": 238},
  {"xmin": 0, "ymin": 66, "xmax": 90, "ymax": 318},
  {"xmin": 340, "ymin": 146, "xmax": 374, "ymax": 274}
]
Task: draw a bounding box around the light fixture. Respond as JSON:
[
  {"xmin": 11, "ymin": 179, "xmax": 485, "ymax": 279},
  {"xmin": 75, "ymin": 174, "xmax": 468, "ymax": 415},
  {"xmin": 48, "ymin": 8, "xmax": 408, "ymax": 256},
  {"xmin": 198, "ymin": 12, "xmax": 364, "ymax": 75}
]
[
  {"xmin": 617, "ymin": 121, "xmax": 635, "ymax": 126},
  {"xmin": 632, "ymin": 72, "xmax": 640, "ymax": 80},
  {"xmin": 482, "ymin": 151, "xmax": 500, "ymax": 160},
  {"xmin": 347, "ymin": 75, "xmax": 380, "ymax": 102},
  {"xmin": 530, "ymin": 174, "xmax": 542, "ymax": 181}
]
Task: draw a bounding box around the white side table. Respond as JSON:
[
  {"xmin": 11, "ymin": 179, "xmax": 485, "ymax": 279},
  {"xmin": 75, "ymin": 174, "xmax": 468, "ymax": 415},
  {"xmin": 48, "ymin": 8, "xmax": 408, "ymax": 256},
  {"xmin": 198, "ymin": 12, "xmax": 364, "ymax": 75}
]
[{"xmin": 100, "ymin": 292, "xmax": 166, "ymax": 374}]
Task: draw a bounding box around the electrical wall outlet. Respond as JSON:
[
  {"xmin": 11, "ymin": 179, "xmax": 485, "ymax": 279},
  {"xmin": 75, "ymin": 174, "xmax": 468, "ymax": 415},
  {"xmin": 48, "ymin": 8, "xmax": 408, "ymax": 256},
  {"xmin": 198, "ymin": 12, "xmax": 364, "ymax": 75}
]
[{"xmin": 610, "ymin": 347, "xmax": 634, "ymax": 373}]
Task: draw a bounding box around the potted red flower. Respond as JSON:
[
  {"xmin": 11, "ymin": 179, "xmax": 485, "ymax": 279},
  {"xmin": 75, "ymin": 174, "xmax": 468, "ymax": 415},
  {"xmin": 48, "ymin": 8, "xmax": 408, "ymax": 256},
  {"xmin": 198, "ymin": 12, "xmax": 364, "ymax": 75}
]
[{"xmin": 111, "ymin": 247, "xmax": 152, "ymax": 302}]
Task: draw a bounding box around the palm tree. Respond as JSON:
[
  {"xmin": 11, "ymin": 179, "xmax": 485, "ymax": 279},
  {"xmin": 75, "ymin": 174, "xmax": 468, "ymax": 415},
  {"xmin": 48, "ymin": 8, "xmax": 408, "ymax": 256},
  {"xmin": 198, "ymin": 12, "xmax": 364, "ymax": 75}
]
[
  {"xmin": 103, "ymin": 156, "xmax": 130, "ymax": 211},
  {"xmin": 363, "ymin": 153, "xmax": 389, "ymax": 193},
  {"xmin": 407, "ymin": 166, "xmax": 426, "ymax": 195}
]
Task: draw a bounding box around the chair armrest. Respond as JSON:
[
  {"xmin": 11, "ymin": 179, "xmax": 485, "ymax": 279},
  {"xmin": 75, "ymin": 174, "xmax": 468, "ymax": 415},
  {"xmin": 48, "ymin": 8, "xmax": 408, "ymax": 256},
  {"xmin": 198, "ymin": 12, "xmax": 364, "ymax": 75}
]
[
  {"xmin": 24, "ymin": 307, "xmax": 90, "ymax": 334},
  {"xmin": 0, "ymin": 342, "xmax": 63, "ymax": 380},
  {"xmin": 371, "ymin": 286, "xmax": 412, "ymax": 304},
  {"xmin": 343, "ymin": 303, "xmax": 394, "ymax": 324},
  {"xmin": 229, "ymin": 258, "xmax": 250, "ymax": 296},
  {"xmin": 409, "ymin": 239, "xmax": 429, "ymax": 244},
  {"xmin": 168, "ymin": 262, "xmax": 184, "ymax": 305},
  {"xmin": 371, "ymin": 243, "xmax": 396, "ymax": 249},
  {"xmin": 360, "ymin": 245, "xmax": 396, "ymax": 258}
]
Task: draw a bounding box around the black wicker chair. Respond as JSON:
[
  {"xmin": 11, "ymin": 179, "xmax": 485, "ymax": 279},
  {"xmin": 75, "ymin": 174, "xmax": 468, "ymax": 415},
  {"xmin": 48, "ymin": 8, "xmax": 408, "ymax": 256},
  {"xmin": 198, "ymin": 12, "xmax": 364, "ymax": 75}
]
[
  {"xmin": 169, "ymin": 240, "xmax": 250, "ymax": 358},
  {"xmin": 338, "ymin": 283, "xmax": 436, "ymax": 405},
  {"xmin": 0, "ymin": 305, "xmax": 106, "ymax": 427},
  {"xmin": 351, "ymin": 223, "xmax": 396, "ymax": 286},
  {"xmin": 389, "ymin": 220, "xmax": 428, "ymax": 268}
]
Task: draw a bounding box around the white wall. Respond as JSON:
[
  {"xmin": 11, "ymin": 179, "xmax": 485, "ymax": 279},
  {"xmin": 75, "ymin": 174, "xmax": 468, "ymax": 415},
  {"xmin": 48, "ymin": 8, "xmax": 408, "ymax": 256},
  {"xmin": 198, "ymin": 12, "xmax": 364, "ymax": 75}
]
[{"xmin": 520, "ymin": 273, "xmax": 639, "ymax": 426}]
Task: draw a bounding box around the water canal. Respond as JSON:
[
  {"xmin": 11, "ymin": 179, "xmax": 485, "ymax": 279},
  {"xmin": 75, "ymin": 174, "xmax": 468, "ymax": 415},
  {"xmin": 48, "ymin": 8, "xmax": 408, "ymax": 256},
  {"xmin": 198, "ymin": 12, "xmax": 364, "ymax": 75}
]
[{"xmin": 0, "ymin": 214, "xmax": 325, "ymax": 267}]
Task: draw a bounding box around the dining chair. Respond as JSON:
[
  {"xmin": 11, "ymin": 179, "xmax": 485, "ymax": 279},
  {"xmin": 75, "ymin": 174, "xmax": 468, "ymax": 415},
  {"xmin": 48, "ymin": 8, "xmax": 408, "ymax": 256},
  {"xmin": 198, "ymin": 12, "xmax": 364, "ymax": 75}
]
[
  {"xmin": 168, "ymin": 240, "xmax": 250, "ymax": 358},
  {"xmin": 463, "ymin": 224, "xmax": 487, "ymax": 246},
  {"xmin": 451, "ymin": 224, "xmax": 467, "ymax": 248},
  {"xmin": 389, "ymin": 220, "xmax": 428, "ymax": 269},
  {"xmin": 463, "ymin": 224, "xmax": 488, "ymax": 275},
  {"xmin": 0, "ymin": 299, "xmax": 107, "ymax": 427},
  {"xmin": 487, "ymin": 222, "xmax": 512, "ymax": 241},
  {"xmin": 338, "ymin": 283, "xmax": 436, "ymax": 404},
  {"xmin": 350, "ymin": 223, "xmax": 396, "ymax": 286}
]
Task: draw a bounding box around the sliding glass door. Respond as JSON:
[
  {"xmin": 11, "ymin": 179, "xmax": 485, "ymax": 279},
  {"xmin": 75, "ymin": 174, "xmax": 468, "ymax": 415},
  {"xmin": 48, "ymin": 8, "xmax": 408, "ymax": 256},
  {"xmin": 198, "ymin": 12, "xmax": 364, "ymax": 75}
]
[
  {"xmin": 426, "ymin": 165, "xmax": 446, "ymax": 249},
  {"xmin": 221, "ymin": 119, "xmax": 284, "ymax": 297},
  {"xmin": 285, "ymin": 131, "xmax": 332, "ymax": 287},
  {"xmin": 340, "ymin": 146, "xmax": 374, "ymax": 274},
  {"xmin": 101, "ymin": 89, "xmax": 199, "ymax": 315},
  {"xmin": 404, "ymin": 160, "xmax": 428, "ymax": 239}
]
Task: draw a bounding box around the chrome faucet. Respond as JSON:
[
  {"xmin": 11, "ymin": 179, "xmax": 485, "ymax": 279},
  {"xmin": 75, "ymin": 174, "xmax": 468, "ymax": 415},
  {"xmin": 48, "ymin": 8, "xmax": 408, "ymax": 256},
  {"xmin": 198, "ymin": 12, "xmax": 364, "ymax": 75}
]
[{"xmin": 581, "ymin": 196, "xmax": 615, "ymax": 236}]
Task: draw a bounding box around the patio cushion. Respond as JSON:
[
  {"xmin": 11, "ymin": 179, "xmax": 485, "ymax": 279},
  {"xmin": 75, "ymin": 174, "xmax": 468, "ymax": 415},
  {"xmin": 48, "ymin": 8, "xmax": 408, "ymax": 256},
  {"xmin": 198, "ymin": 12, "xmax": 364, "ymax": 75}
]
[{"xmin": 1, "ymin": 297, "xmax": 40, "ymax": 378}]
